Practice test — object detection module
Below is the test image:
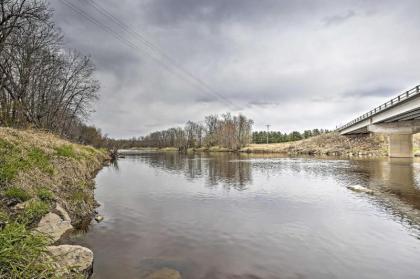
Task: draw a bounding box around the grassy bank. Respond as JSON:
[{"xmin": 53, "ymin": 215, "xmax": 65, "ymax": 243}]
[
  {"xmin": 240, "ymin": 132, "xmax": 388, "ymax": 156},
  {"xmin": 0, "ymin": 128, "xmax": 109, "ymax": 278}
]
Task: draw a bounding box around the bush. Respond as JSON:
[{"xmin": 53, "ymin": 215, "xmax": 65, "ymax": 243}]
[
  {"xmin": 4, "ymin": 187, "xmax": 31, "ymax": 202},
  {"xmin": 0, "ymin": 222, "xmax": 56, "ymax": 279}
]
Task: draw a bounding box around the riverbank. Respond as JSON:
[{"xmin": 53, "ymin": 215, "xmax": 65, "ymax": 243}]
[
  {"xmin": 0, "ymin": 128, "xmax": 110, "ymax": 278},
  {"xmin": 120, "ymin": 133, "xmax": 391, "ymax": 157},
  {"xmin": 240, "ymin": 132, "xmax": 389, "ymax": 157}
]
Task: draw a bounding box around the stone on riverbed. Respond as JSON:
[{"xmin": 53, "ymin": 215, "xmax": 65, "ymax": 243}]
[
  {"xmin": 94, "ymin": 214, "xmax": 104, "ymax": 222},
  {"xmin": 47, "ymin": 245, "xmax": 94, "ymax": 277},
  {"xmin": 143, "ymin": 268, "xmax": 182, "ymax": 279},
  {"xmin": 35, "ymin": 212, "xmax": 73, "ymax": 243},
  {"xmin": 347, "ymin": 185, "xmax": 374, "ymax": 194}
]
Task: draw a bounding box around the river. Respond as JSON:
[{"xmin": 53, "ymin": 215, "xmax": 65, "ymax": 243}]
[{"xmin": 72, "ymin": 152, "xmax": 420, "ymax": 279}]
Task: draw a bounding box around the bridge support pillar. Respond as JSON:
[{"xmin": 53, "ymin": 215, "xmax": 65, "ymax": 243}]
[{"xmin": 388, "ymin": 134, "xmax": 413, "ymax": 158}]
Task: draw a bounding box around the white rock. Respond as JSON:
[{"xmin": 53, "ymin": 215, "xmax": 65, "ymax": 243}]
[
  {"xmin": 55, "ymin": 203, "xmax": 71, "ymax": 222},
  {"xmin": 94, "ymin": 214, "xmax": 104, "ymax": 222},
  {"xmin": 35, "ymin": 213, "xmax": 73, "ymax": 243},
  {"xmin": 347, "ymin": 185, "xmax": 374, "ymax": 194},
  {"xmin": 47, "ymin": 245, "xmax": 93, "ymax": 277}
]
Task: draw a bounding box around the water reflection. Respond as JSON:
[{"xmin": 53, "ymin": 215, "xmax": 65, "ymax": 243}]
[
  {"xmin": 130, "ymin": 153, "xmax": 420, "ymax": 213},
  {"xmin": 80, "ymin": 153, "xmax": 420, "ymax": 279},
  {"xmin": 131, "ymin": 153, "xmax": 253, "ymax": 190}
]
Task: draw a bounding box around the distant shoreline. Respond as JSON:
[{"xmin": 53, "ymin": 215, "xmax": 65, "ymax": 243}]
[{"xmin": 118, "ymin": 132, "xmax": 397, "ymax": 158}]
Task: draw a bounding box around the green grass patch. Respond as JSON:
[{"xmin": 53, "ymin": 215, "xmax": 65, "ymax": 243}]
[
  {"xmin": 17, "ymin": 200, "xmax": 50, "ymax": 225},
  {"xmin": 0, "ymin": 140, "xmax": 27, "ymax": 184},
  {"xmin": 4, "ymin": 187, "xmax": 31, "ymax": 202},
  {"xmin": 36, "ymin": 187, "xmax": 54, "ymax": 202},
  {"xmin": 0, "ymin": 140, "xmax": 54, "ymax": 184},
  {"xmin": 27, "ymin": 148, "xmax": 54, "ymax": 175},
  {"xmin": 55, "ymin": 145, "xmax": 78, "ymax": 159},
  {"xmin": 0, "ymin": 222, "xmax": 56, "ymax": 279},
  {"xmin": 0, "ymin": 209, "xmax": 8, "ymax": 223}
]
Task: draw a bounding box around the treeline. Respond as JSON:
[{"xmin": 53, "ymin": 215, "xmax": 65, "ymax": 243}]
[
  {"xmin": 252, "ymin": 129, "xmax": 330, "ymax": 144},
  {"xmin": 0, "ymin": 0, "xmax": 99, "ymax": 141},
  {"xmin": 112, "ymin": 113, "xmax": 254, "ymax": 150}
]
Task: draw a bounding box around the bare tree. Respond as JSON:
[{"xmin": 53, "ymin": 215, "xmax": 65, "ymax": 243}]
[{"xmin": 0, "ymin": 0, "xmax": 99, "ymax": 140}]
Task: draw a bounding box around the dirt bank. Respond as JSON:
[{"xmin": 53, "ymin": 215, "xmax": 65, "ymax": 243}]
[
  {"xmin": 0, "ymin": 128, "xmax": 110, "ymax": 278},
  {"xmin": 240, "ymin": 132, "xmax": 389, "ymax": 157}
]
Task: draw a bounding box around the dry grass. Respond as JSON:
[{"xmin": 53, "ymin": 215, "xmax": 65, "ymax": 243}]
[
  {"xmin": 241, "ymin": 132, "xmax": 389, "ymax": 157},
  {"xmin": 0, "ymin": 127, "xmax": 109, "ymax": 227},
  {"xmin": 0, "ymin": 128, "xmax": 110, "ymax": 278}
]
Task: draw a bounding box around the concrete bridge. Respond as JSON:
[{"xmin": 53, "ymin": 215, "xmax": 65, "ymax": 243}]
[{"xmin": 338, "ymin": 85, "xmax": 420, "ymax": 158}]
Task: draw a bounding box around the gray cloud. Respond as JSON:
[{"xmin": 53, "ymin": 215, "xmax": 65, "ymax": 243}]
[
  {"xmin": 323, "ymin": 10, "xmax": 357, "ymax": 26},
  {"xmin": 50, "ymin": 0, "xmax": 420, "ymax": 137}
]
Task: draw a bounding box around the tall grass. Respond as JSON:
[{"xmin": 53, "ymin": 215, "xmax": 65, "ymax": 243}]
[{"xmin": 0, "ymin": 222, "xmax": 56, "ymax": 279}]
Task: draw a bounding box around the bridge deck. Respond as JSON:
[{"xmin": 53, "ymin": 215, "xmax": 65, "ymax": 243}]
[{"xmin": 338, "ymin": 85, "xmax": 420, "ymax": 133}]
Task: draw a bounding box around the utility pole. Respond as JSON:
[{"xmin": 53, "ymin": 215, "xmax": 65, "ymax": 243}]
[{"xmin": 265, "ymin": 124, "xmax": 271, "ymax": 144}]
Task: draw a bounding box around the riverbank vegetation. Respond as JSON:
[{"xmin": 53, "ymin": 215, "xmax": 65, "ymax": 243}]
[
  {"xmin": 0, "ymin": 127, "xmax": 108, "ymax": 278},
  {"xmin": 252, "ymin": 129, "xmax": 330, "ymax": 144},
  {"xmin": 112, "ymin": 113, "xmax": 255, "ymax": 151}
]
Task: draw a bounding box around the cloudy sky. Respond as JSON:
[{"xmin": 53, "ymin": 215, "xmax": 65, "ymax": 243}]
[{"xmin": 50, "ymin": 0, "xmax": 420, "ymax": 138}]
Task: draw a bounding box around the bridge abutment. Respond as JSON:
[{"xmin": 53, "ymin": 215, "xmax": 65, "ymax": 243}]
[
  {"xmin": 388, "ymin": 134, "xmax": 413, "ymax": 158},
  {"xmin": 366, "ymin": 121, "xmax": 419, "ymax": 158}
]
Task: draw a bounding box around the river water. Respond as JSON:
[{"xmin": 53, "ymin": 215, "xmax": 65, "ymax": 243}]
[{"xmin": 74, "ymin": 152, "xmax": 420, "ymax": 279}]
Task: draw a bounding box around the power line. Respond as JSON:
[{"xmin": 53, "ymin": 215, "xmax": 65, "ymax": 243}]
[
  {"xmin": 84, "ymin": 0, "xmax": 238, "ymax": 109},
  {"xmin": 58, "ymin": 0, "xmax": 239, "ymax": 110}
]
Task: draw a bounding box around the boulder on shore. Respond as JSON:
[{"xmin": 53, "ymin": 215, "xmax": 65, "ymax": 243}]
[
  {"xmin": 35, "ymin": 212, "xmax": 73, "ymax": 244},
  {"xmin": 47, "ymin": 245, "xmax": 94, "ymax": 277},
  {"xmin": 55, "ymin": 203, "xmax": 71, "ymax": 222}
]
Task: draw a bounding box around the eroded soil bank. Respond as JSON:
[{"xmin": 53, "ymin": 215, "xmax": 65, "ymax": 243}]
[{"xmin": 0, "ymin": 128, "xmax": 110, "ymax": 278}]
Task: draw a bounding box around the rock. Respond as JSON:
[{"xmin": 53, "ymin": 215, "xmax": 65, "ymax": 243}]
[
  {"xmin": 12, "ymin": 199, "xmax": 33, "ymax": 210},
  {"xmin": 6, "ymin": 197, "xmax": 20, "ymax": 207},
  {"xmin": 47, "ymin": 245, "xmax": 93, "ymax": 277},
  {"xmin": 347, "ymin": 185, "xmax": 374, "ymax": 194},
  {"xmin": 94, "ymin": 214, "xmax": 104, "ymax": 222},
  {"xmin": 55, "ymin": 203, "xmax": 71, "ymax": 222},
  {"xmin": 35, "ymin": 213, "xmax": 73, "ymax": 243},
  {"xmin": 143, "ymin": 268, "xmax": 182, "ymax": 279}
]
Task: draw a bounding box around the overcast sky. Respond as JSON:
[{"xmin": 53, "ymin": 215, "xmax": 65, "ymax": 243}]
[{"xmin": 50, "ymin": 0, "xmax": 420, "ymax": 138}]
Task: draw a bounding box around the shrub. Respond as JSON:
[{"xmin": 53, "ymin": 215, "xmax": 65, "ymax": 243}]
[{"xmin": 4, "ymin": 187, "xmax": 31, "ymax": 202}]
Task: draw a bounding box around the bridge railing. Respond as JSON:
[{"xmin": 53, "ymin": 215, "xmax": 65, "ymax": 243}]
[{"xmin": 338, "ymin": 85, "xmax": 420, "ymax": 131}]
